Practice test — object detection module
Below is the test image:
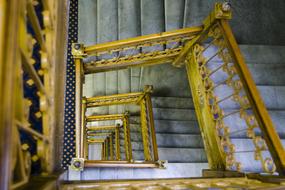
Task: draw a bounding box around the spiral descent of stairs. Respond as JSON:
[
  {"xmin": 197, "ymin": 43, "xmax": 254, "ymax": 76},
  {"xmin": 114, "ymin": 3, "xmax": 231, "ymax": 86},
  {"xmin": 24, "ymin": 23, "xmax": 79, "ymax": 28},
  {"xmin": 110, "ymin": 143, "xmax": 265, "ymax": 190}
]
[{"xmin": 61, "ymin": 0, "xmax": 285, "ymax": 181}]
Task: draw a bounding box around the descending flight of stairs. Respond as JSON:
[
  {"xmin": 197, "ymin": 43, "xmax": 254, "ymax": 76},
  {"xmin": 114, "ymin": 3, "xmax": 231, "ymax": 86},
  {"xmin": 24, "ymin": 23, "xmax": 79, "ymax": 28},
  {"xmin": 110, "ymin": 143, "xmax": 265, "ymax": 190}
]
[{"xmin": 66, "ymin": 0, "xmax": 285, "ymax": 180}]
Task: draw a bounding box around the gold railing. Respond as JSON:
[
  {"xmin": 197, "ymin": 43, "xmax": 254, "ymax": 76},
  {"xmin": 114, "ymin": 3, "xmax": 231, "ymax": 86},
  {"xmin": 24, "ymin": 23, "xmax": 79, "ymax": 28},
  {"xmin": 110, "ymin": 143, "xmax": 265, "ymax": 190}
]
[
  {"xmin": 71, "ymin": 1, "xmax": 285, "ymax": 179},
  {"xmin": 72, "ymin": 27, "xmax": 202, "ymax": 74},
  {"xmin": 71, "ymin": 86, "xmax": 163, "ymax": 170},
  {"xmin": 0, "ymin": 0, "xmax": 66, "ymax": 189},
  {"xmin": 86, "ymin": 113, "xmax": 131, "ymax": 162},
  {"xmin": 183, "ymin": 3, "xmax": 285, "ymax": 175},
  {"xmin": 61, "ymin": 177, "xmax": 285, "ymax": 190}
]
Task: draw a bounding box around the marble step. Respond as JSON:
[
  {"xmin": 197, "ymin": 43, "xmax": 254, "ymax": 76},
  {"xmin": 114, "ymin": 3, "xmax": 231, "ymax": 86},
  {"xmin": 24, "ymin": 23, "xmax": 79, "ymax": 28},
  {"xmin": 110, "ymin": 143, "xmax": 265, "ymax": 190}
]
[
  {"xmin": 129, "ymin": 109, "xmax": 285, "ymax": 139},
  {"xmin": 66, "ymin": 163, "xmax": 209, "ymax": 180},
  {"xmin": 129, "ymin": 120, "xmax": 200, "ymax": 134},
  {"xmin": 119, "ymin": 133, "xmax": 204, "ymax": 149},
  {"xmin": 149, "ymin": 86, "xmax": 285, "ymax": 110},
  {"xmin": 119, "ymin": 147, "xmax": 207, "ymax": 163}
]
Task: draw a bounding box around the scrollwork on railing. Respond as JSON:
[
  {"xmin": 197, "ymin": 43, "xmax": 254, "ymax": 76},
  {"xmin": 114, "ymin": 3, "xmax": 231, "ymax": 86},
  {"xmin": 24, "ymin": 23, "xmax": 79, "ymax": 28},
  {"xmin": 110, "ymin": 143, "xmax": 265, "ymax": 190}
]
[
  {"xmin": 185, "ymin": 8, "xmax": 285, "ymax": 175},
  {"xmin": 72, "ymin": 27, "xmax": 202, "ymax": 74},
  {"xmin": 0, "ymin": 0, "xmax": 61, "ymax": 188},
  {"xmin": 72, "ymin": 86, "xmax": 161, "ymax": 169}
]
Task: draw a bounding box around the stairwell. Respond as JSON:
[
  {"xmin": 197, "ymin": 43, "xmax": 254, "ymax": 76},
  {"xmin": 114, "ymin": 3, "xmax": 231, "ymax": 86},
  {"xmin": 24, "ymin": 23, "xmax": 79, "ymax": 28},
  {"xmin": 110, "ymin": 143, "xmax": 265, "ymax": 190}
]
[{"xmin": 66, "ymin": 0, "xmax": 285, "ymax": 180}]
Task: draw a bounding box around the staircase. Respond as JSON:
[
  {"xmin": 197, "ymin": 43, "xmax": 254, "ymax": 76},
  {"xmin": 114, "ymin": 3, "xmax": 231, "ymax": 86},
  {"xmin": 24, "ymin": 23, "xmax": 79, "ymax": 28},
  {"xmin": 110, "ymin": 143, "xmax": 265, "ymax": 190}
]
[{"xmin": 65, "ymin": 0, "xmax": 285, "ymax": 181}]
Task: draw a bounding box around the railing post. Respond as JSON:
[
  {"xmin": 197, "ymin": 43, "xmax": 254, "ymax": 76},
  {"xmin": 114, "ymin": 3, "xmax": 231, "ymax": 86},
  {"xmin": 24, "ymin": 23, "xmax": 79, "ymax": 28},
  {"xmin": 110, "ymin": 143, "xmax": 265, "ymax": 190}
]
[
  {"xmin": 72, "ymin": 43, "xmax": 85, "ymax": 159},
  {"xmin": 185, "ymin": 46, "xmax": 226, "ymax": 170},
  {"xmin": 176, "ymin": 2, "xmax": 232, "ymax": 171},
  {"xmin": 123, "ymin": 113, "xmax": 132, "ymax": 161},
  {"xmin": 115, "ymin": 124, "xmax": 121, "ymax": 160},
  {"xmin": 140, "ymin": 98, "xmax": 152, "ymax": 161},
  {"xmin": 145, "ymin": 89, "xmax": 159, "ymax": 161},
  {"xmin": 105, "ymin": 137, "xmax": 109, "ymax": 160},
  {"xmin": 109, "ymin": 133, "xmax": 114, "ymax": 160},
  {"xmin": 81, "ymin": 97, "xmax": 87, "ymax": 159},
  {"xmin": 0, "ymin": 0, "xmax": 20, "ymax": 188}
]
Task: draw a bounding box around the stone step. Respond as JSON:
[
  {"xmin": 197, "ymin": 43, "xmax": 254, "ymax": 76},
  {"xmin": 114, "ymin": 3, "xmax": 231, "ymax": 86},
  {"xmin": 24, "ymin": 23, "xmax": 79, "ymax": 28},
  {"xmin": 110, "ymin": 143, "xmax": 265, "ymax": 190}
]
[
  {"xmin": 226, "ymin": 139, "xmax": 285, "ymax": 173},
  {"xmin": 120, "ymin": 148, "xmax": 207, "ymax": 163},
  {"xmin": 240, "ymin": 45, "xmax": 285, "ymax": 65},
  {"xmin": 152, "ymin": 84, "xmax": 285, "ymax": 110},
  {"xmin": 152, "ymin": 96, "xmax": 194, "ymax": 109},
  {"xmin": 118, "ymin": 0, "xmax": 140, "ymax": 94},
  {"xmin": 207, "ymin": 61, "xmax": 285, "ymax": 86},
  {"xmin": 130, "ymin": 120, "xmax": 200, "ymax": 134},
  {"xmin": 165, "ymin": 0, "xmax": 185, "ymax": 31},
  {"xmin": 222, "ymin": 110, "xmax": 285, "ymax": 139},
  {"xmin": 129, "ymin": 109, "xmax": 285, "ymax": 139},
  {"xmin": 153, "ymin": 108, "xmax": 196, "ymax": 121},
  {"xmin": 119, "ymin": 133, "xmax": 204, "ymax": 148},
  {"xmin": 205, "ymin": 45, "xmax": 285, "ymax": 65},
  {"xmin": 66, "ymin": 163, "xmax": 209, "ymax": 180},
  {"xmin": 213, "ymin": 85, "xmax": 285, "ymax": 110}
]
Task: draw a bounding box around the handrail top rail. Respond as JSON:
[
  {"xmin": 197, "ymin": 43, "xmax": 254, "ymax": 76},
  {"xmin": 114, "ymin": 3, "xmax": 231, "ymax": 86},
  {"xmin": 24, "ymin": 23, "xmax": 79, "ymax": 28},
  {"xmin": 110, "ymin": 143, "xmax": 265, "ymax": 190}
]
[
  {"xmin": 82, "ymin": 26, "xmax": 203, "ymax": 55},
  {"xmin": 86, "ymin": 113, "xmax": 129, "ymax": 122},
  {"xmin": 87, "ymin": 125, "xmax": 122, "ymax": 131}
]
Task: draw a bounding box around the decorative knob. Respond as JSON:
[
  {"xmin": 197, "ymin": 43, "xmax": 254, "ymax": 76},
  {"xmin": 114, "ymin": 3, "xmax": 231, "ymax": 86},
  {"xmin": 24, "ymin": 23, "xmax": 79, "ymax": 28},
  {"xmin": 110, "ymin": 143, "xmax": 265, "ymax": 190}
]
[{"xmin": 222, "ymin": 2, "xmax": 231, "ymax": 12}]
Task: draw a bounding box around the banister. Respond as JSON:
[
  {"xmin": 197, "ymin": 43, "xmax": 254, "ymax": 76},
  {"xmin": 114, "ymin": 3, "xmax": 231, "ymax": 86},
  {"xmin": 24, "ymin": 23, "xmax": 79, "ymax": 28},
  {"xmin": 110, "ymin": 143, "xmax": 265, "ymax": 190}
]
[
  {"xmin": 84, "ymin": 26, "xmax": 203, "ymax": 55},
  {"xmin": 218, "ymin": 19, "xmax": 285, "ymax": 175}
]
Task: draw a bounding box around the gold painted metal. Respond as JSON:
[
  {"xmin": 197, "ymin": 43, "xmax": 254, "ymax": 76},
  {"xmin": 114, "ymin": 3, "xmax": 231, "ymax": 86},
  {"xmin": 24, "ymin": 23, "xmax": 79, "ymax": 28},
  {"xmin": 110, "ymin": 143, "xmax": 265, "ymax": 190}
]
[
  {"xmin": 185, "ymin": 44, "xmax": 226, "ymax": 170},
  {"xmin": 71, "ymin": 27, "xmax": 202, "ymax": 74},
  {"xmin": 85, "ymin": 113, "xmax": 131, "ymax": 162},
  {"xmin": 86, "ymin": 113, "xmax": 127, "ymax": 122},
  {"xmin": 83, "ymin": 86, "xmax": 159, "ymax": 164},
  {"xmin": 84, "ymin": 161, "xmax": 161, "ymax": 168},
  {"xmin": 60, "ymin": 177, "xmax": 284, "ymax": 190},
  {"xmin": 145, "ymin": 88, "xmax": 159, "ymax": 161},
  {"xmin": 84, "ymin": 27, "xmax": 202, "ymax": 55},
  {"xmin": 218, "ymin": 19, "xmax": 285, "ymax": 175},
  {"xmin": 87, "ymin": 139, "xmax": 105, "ymax": 144},
  {"xmin": 140, "ymin": 98, "xmax": 152, "ymax": 161},
  {"xmin": 85, "ymin": 48, "xmax": 182, "ymax": 73},
  {"xmin": 180, "ymin": 2, "xmax": 285, "ymax": 175},
  {"xmin": 86, "ymin": 92, "xmax": 143, "ymax": 108},
  {"xmin": 105, "ymin": 137, "xmax": 109, "ymax": 160},
  {"xmin": 81, "ymin": 97, "xmax": 87, "ymax": 159},
  {"xmin": 109, "ymin": 133, "xmax": 114, "ymax": 160},
  {"xmin": 87, "ymin": 132, "xmax": 112, "ymax": 137},
  {"xmin": 115, "ymin": 125, "xmax": 121, "ymax": 160},
  {"xmin": 120, "ymin": 113, "xmax": 132, "ymax": 161},
  {"xmin": 87, "ymin": 125, "xmax": 121, "ymax": 131},
  {"xmin": 74, "ymin": 58, "xmax": 84, "ymax": 158},
  {"xmin": 69, "ymin": 0, "xmax": 285, "ymax": 179},
  {"xmin": 87, "ymin": 131, "xmax": 118, "ymax": 161},
  {"xmin": 0, "ymin": 0, "xmax": 67, "ymax": 188}
]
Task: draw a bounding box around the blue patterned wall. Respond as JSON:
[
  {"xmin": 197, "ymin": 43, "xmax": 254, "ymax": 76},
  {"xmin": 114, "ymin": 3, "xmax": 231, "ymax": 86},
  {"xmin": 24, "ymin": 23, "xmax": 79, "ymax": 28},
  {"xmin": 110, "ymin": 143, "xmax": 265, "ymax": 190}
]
[{"xmin": 62, "ymin": 0, "xmax": 78, "ymax": 170}]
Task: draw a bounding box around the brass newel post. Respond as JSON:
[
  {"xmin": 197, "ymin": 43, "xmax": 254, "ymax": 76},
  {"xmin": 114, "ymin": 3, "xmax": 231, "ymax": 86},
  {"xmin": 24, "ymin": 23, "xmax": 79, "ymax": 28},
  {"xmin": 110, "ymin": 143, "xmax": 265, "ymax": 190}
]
[{"xmin": 72, "ymin": 43, "xmax": 85, "ymax": 159}]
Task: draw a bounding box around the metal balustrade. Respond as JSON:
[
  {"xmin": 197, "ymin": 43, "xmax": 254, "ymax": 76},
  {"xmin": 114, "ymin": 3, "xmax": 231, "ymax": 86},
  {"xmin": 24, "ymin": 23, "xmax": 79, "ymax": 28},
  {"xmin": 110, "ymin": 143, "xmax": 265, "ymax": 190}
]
[
  {"xmin": 183, "ymin": 3, "xmax": 285, "ymax": 175},
  {"xmin": 71, "ymin": 2, "xmax": 285, "ymax": 179},
  {"xmin": 1, "ymin": 1, "xmax": 285, "ymax": 189},
  {"xmin": 0, "ymin": 0, "xmax": 65, "ymax": 189},
  {"xmin": 71, "ymin": 86, "xmax": 164, "ymax": 170}
]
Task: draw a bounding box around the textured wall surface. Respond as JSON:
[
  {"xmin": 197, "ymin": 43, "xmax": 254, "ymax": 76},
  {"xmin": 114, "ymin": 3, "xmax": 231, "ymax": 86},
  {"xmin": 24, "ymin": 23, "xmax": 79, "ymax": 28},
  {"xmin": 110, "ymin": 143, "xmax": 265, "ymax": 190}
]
[
  {"xmin": 79, "ymin": 0, "xmax": 285, "ymax": 45},
  {"xmin": 183, "ymin": 0, "xmax": 285, "ymax": 45}
]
